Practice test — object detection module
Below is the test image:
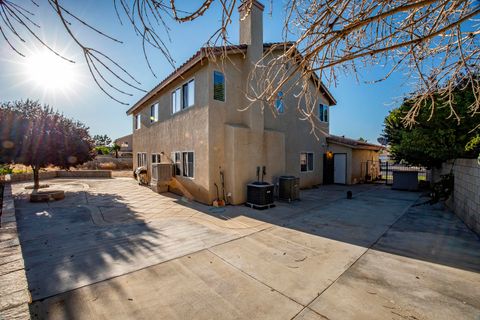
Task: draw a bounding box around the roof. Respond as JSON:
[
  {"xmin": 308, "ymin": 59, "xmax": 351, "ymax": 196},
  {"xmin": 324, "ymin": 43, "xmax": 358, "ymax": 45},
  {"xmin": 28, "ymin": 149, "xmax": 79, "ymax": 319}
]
[
  {"xmin": 126, "ymin": 42, "xmax": 336, "ymax": 115},
  {"xmin": 327, "ymin": 135, "xmax": 384, "ymax": 151}
]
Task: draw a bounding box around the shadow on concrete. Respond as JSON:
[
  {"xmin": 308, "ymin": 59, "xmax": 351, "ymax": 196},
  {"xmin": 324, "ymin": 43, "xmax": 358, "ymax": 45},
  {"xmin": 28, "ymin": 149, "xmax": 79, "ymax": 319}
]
[
  {"xmin": 14, "ymin": 188, "xmax": 161, "ymax": 317},
  {"xmin": 165, "ymin": 184, "xmax": 480, "ymax": 274}
]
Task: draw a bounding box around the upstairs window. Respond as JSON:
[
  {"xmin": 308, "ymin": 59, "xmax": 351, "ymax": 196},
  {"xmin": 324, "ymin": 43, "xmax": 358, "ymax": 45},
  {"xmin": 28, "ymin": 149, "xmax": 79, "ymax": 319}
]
[
  {"xmin": 172, "ymin": 88, "xmax": 181, "ymax": 114},
  {"xmin": 300, "ymin": 152, "xmax": 314, "ymax": 172},
  {"xmin": 182, "ymin": 79, "xmax": 195, "ymax": 109},
  {"xmin": 182, "ymin": 152, "xmax": 194, "ymax": 178},
  {"xmin": 318, "ymin": 104, "xmax": 328, "ymax": 122},
  {"xmin": 134, "ymin": 114, "xmax": 141, "ymax": 130},
  {"xmin": 150, "ymin": 103, "xmax": 159, "ymax": 122},
  {"xmin": 275, "ymin": 91, "xmax": 285, "ymax": 113},
  {"xmin": 213, "ymin": 71, "xmax": 225, "ymax": 102}
]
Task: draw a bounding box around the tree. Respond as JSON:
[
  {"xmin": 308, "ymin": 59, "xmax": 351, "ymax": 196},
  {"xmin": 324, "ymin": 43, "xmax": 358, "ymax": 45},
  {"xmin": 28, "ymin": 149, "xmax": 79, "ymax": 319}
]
[
  {"xmin": 93, "ymin": 134, "xmax": 112, "ymax": 147},
  {"xmin": 0, "ymin": 100, "xmax": 96, "ymax": 189},
  {"xmin": 383, "ymin": 81, "xmax": 480, "ymax": 168},
  {"xmin": 0, "ymin": 1, "xmax": 478, "ymax": 126},
  {"xmin": 111, "ymin": 144, "xmax": 121, "ymax": 158},
  {"xmin": 358, "ymin": 137, "xmax": 367, "ymax": 142}
]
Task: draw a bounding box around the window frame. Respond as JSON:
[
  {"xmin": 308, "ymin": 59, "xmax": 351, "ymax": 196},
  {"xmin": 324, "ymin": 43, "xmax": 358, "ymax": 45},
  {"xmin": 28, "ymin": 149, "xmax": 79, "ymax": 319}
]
[
  {"xmin": 318, "ymin": 103, "xmax": 328, "ymax": 122},
  {"xmin": 137, "ymin": 152, "xmax": 147, "ymax": 168},
  {"xmin": 275, "ymin": 91, "xmax": 285, "ymax": 113},
  {"xmin": 300, "ymin": 152, "xmax": 314, "ymax": 172},
  {"xmin": 150, "ymin": 103, "xmax": 159, "ymax": 123},
  {"xmin": 182, "ymin": 151, "xmax": 195, "ymax": 179},
  {"xmin": 213, "ymin": 70, "xmax": 226, "ymax": 102},
  {"xmin": 171, "ymin": 151, "xmax": 182, "ymax": 176},
  {"xmin": 172, "ymin": 78, "xmax": 195, "ymax": 115},
  {"xmin": 134, "ymin": 114, "xmax": 141, "ymax": 130}
]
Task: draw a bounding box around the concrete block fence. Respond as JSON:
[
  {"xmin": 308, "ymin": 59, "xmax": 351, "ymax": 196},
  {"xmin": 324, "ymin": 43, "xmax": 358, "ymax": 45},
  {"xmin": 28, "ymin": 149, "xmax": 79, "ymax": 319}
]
[
  {"xmin": 433, "ymin": 158, "xmax": 480, "ymax": 235},
  {"xmin": 0, "ymin": 170, "xmax": 112, "ymax": 183},
  {"xmin": 0, "ymin": 184, "xmax": 31, "ymax": 319}
]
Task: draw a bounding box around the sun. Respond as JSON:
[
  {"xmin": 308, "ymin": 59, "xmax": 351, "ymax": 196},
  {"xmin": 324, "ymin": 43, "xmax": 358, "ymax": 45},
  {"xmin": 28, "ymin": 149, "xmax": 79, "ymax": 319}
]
[{"xmin": 24, "ymin": 50, "xmax": 79, "ymax": 92}]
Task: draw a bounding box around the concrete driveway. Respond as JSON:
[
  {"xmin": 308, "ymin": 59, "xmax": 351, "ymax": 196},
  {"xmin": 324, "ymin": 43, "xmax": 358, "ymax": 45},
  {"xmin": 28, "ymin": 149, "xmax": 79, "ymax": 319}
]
[{"xmin": 12, "ymin": 178, "xmax": 480, "ymax": 319}]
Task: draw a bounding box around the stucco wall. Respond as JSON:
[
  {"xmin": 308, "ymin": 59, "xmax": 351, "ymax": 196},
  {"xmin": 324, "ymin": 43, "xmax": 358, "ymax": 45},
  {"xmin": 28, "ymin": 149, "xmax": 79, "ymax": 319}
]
[
  {"xmin": 131, "ymin": 49, "xmax": 335, "ymax": 204},
  {"xmin": 132, "ymin": 63, "xmax": 211, "ymax": 204},
  {"xmin": 351, "ymin": 149, "xmax": 380, "ymax": 183},
  {"xmin": 432, "ymin": 158, "xmax": 480, "ymax": 235}
]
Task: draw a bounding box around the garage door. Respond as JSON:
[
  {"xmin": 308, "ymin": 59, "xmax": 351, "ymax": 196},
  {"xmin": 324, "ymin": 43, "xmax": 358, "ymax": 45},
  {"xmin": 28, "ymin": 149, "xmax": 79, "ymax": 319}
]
[{"xmin": 334, "ymin": 153, "xmax": 347, "ymax": 184}]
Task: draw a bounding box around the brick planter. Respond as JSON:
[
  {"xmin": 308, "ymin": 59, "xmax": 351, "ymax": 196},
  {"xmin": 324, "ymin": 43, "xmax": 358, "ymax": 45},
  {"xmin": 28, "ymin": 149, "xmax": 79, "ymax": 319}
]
[{"xmin": 0, "ymin": 184, "xmax": 31, "ymax": 319}]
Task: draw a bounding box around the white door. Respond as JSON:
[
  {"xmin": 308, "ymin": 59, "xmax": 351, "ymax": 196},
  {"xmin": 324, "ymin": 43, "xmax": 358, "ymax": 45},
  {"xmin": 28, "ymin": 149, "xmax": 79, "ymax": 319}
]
[{"xmin": 334, "ymin": 154, "xmax": 347, "ymax": 184}]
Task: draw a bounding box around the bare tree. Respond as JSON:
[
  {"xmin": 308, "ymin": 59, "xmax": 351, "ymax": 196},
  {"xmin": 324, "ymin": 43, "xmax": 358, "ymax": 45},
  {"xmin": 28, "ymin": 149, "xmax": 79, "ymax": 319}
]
[{"xmin": 1, "ymin": 0, "xmax": 478, "ymax": 128}]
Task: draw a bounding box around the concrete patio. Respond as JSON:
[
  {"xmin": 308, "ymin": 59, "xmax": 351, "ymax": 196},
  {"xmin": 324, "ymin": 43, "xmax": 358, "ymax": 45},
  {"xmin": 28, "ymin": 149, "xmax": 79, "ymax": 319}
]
[{"xmin": 11, "ymin": 178, "xmax": 480, "ymax": 319}]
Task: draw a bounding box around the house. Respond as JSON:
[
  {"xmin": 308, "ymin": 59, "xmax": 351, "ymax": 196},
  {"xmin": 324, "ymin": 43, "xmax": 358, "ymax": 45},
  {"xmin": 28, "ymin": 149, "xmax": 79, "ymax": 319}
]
[
  {"xmin": 126, "ymin": 0, "xmax": 381, "ymax": 205},
  {"xmin": 114, "ymin": 134, "xmax": 133, "ymax": 157},
  {"xmin": 325, "ymin": 135, "xmax": 384, "ymax": 184}
]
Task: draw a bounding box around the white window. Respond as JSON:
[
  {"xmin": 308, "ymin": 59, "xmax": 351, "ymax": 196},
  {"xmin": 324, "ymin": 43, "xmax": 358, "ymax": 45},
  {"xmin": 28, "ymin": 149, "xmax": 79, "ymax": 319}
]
[
  {"xmin": 171, "ymin": 151, "xmax": 182, "ymax": 176},
  {"xmin": 150, "ymin": 103, "xmax": 158, "ymax": 122},
  {"xmin": 300, "ymin": 152, "xmax": 314, "ymax": 172},
  {"xmin": 172, "ymin": 88, "xmax": 181, "ymax": 114},
  {"xmin": 275, "ymin": 91, "xmax": 284, "ymax": 113},
  {"xmin": 151, "ymin": 153, "xmax": 161, "ymax": 164},
  {"xmin": 213, "ymin": 71, "xmax": 225, "ymax": 102},
  {"xmin": 318, "ymin": 104, "xmax": 328, "ymax": 122},
  {"xmin": 137, "ymin": 152, "xmax": 147, "ymax": 167},
  {"xmin": 134, "ymin": 114, "xmax": 141, "ymax": 130},
  {"xmin": 172, "ymin": 79, "xmax": 194, "ymax": 114},
  {"xmin": 182, "ymin": 79, "xmax": 195, "ymax": 109},
  {"xmin": 182, "ymin": 152, "xmax": 194, "ymax": 178}
]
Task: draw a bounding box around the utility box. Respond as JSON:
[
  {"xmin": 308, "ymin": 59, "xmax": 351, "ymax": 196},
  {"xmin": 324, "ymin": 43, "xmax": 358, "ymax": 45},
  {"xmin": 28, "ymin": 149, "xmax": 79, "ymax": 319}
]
[
  {"xmin": 392, "ymin": 171, "xmax": 419, "ymax": 191},
  {"xmin": 278, "ymin": 176, "xmax": 300, "ymax": 202}
]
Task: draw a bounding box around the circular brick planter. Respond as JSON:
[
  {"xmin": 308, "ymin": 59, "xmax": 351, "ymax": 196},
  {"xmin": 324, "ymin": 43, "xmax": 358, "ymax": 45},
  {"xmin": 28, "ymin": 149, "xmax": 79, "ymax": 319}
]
[
  {"xmin": 24, "ymin": 184, "xmax": 50, "ymax": 190},
  {"xmin": 30, "ymin": 190, "xmax": 65, "ymax": 202}
]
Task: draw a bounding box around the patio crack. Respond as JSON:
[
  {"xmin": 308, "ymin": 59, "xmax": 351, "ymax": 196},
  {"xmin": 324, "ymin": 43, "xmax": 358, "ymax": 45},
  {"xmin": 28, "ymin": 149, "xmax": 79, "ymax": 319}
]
[
  {"xmin": 207, "ymin": 248, "xmax": 305, "ymax": 308},
  {"xmin": 289, "ymin": 195, "xmax": 421, "ymax": 319}
]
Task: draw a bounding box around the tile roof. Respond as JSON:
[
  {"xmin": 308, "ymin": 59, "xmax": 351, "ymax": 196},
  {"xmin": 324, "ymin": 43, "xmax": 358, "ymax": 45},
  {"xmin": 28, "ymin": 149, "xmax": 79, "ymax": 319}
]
[
  {"xmin": 327, "ymin": 135, "xmax": 384, "ymax": 151},
  {"xmin": 126, "ymin": 42, "xmax": 336, "ymax": 115}
]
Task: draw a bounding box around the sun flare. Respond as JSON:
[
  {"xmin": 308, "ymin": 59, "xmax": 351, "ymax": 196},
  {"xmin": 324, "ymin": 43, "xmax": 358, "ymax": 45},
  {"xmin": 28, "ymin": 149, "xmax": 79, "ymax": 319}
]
[{"xmin": 24, "ymin": 50, "xmax": 79, "ymax": 92}]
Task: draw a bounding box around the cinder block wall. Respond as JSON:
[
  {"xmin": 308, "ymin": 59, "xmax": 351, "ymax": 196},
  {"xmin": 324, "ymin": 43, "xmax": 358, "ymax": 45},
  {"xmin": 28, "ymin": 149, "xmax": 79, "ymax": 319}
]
[{"xmin": 433, "ymin": 158, "xmax": 480, "ymax": 235}]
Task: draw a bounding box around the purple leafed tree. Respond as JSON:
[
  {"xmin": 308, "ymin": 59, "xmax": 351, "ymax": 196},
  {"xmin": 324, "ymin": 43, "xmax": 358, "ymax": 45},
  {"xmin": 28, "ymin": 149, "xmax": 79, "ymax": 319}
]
[{"xmin": 0, "ymin": 100, "xmax": 96, "ymax": 189}]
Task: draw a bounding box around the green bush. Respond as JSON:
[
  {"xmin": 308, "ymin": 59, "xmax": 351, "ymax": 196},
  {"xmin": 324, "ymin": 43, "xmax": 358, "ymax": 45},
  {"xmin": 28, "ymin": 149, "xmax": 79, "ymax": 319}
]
[
  {"xmin": 0, "ymin": 165, "xmax": 13, "ymax": 175},
  {"xmin": 95, "ymin": 146, "xmax": 111, "ymax": 155}
]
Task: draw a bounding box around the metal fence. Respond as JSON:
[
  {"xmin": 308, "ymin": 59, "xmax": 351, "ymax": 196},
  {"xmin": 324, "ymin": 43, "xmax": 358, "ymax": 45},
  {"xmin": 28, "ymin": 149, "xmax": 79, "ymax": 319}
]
[{"xmin": 379, "ymin": 160, "xmax": 428, "ymax": 185}]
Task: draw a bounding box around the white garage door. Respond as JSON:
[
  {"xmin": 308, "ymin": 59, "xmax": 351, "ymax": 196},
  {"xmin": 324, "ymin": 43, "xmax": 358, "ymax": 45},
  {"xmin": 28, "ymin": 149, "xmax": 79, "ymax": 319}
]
[{"xmin": 334, "ymin": 153, "xmax": 347, "ymax": 184}]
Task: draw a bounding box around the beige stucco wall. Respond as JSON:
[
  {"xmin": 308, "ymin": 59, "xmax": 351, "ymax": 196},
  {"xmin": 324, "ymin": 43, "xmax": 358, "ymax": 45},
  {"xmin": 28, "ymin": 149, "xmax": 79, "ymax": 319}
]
[
  {"xmin": 131, "ymin": 50, "xmax": 335, "ymax": 205},
  {"xmin": 132, "ymin": 63, "xmax": 211, "ymax": 204},
  {"xmin": 351, "ymin": 149, "xmax": 380, "ymax": 183}
]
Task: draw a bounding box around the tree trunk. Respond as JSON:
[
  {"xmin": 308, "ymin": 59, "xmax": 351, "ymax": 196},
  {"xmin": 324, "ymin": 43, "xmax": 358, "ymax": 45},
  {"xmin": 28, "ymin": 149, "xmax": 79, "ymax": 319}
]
[
  {"xmin": 32, "ymin": 166, "xmax": 40, "ymax": 190},
  {"xmin": 115, "ymin": 150, "xmax": 118, "ymax": 158}
]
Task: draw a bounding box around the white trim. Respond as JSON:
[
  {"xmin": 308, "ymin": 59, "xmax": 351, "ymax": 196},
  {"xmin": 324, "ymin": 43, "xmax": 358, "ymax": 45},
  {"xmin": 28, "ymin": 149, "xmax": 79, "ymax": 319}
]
[
  {"xmin": 150, "ymin": 103, "xmax": 159, "ymax": 123},
  {"xmin": 181, "ymin": 150, "xmax": 195, "ymax": 179},
  {"xmin": 136, "ymin": 152, "xmax": 147, "ymax": 167},
  {"xmin": 171, "ymin": 77, "xmax": 195, "ymax": 115},
  {"xmin": 134, "ymin": 114, "xmax": 141, "ymax": 130},
  {"xmin": 300, "ymin": 151, "xmax": 314, "ymax": 172}
]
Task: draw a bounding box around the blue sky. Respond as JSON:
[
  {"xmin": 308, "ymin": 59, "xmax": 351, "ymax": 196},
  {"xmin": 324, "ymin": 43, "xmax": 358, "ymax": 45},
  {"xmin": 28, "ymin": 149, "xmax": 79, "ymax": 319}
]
[{"xmin": 0, "ymin": 1, "xmax": 413, "ymax": 143}]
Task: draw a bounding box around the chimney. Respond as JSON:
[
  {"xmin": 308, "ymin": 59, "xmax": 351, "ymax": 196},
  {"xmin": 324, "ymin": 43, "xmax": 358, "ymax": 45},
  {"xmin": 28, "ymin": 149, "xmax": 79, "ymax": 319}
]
[{"xmin": 239, "ymin": 0, "xmax": 264, "ymax": 57}]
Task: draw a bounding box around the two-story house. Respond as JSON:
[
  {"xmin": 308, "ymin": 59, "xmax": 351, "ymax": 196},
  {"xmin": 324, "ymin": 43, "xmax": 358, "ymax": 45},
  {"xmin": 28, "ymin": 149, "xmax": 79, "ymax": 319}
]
[{"xmin": 126, "ymin": 0, "xmax": 380, "ymax": 205}]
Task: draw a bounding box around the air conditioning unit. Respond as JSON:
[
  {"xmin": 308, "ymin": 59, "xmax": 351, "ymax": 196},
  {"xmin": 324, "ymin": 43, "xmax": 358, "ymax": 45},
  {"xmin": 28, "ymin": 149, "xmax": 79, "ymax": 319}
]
[
  {"xmin": 278, "ymin": 176, "xmax": 300, "ymax": 202},
  {"xmin": 246, "ymin": 182, "xmax": 274, "ymax": 209},
  {"xmin": 151, "ymin": 163, "xmax": 173, "ymax": 193}
]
